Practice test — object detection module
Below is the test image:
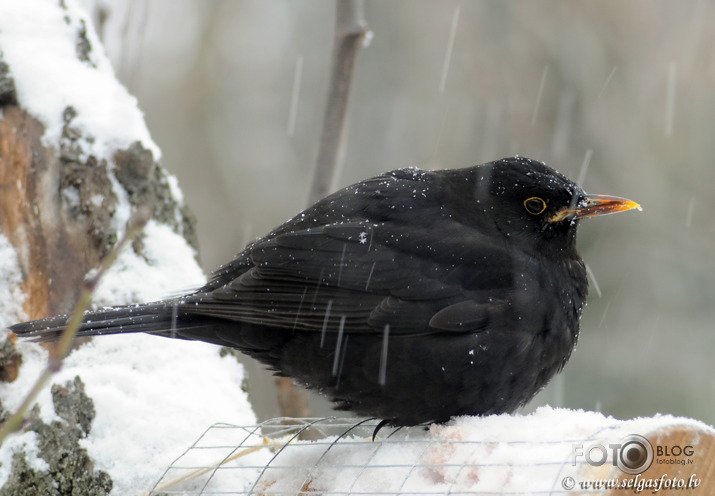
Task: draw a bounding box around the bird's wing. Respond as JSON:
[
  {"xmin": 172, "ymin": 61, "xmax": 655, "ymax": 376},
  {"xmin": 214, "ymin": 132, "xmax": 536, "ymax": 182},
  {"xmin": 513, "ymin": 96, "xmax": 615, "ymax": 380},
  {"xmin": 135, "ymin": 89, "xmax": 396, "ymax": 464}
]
[{"xmin": 182, "ymin": 220, "xmax": 520, "ymax": 336}]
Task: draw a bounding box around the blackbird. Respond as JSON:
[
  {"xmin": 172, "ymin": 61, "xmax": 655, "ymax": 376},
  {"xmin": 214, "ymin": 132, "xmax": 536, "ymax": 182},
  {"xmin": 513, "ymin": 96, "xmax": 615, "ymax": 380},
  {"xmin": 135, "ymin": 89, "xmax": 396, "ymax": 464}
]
[{"xmin": 10, "ymin": 157, "xmax": 639, "ymax": 427}]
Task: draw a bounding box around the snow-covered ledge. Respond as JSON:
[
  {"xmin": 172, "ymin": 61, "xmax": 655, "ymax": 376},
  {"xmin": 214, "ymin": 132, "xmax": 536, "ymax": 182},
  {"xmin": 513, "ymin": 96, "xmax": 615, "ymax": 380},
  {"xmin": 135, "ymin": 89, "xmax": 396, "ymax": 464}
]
[
  {"xmin": 151, "ymin": 410, "xmax": 715, "ymax": 495},
  {"xmin": 0, "ymin": 1, "xmax": 255, "ymax": 494}
]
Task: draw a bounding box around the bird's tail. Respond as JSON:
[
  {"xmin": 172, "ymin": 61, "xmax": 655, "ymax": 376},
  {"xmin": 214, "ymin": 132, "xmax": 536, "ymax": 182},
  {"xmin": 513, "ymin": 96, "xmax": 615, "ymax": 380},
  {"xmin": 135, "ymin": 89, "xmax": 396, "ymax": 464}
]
[{"xmin": 8, "ymin": 302, "xmax": 182, "ymax": 341}]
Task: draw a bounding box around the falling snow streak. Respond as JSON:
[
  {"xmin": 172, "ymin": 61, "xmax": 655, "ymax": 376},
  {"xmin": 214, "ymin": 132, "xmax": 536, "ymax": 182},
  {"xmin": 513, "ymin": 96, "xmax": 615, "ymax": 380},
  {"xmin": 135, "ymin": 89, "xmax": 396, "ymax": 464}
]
[
  {"xmin": 336, "ymin": 335, "xmax": 349, "ymax": 389},
  {"xmin": 439, "ymin": 6, "xmax": 460, "ymax": 93},
  {"xmin": 365, "ymin": 261, "xmax": 376, "ymax": 291},
  {"xmin": 576, "ymin": 149, "xmax": 593, "ymax": 187},
  {"xmin": 292, "ymin": 287, "xmax": 308, "ymax": 330},
  {"xmin": 531, "ymin": 65, "xmax": 549, "ymax": 126},
  {"xmin": 320, "ymin": 299, "xmax": 333, "ymax": 348},
  {"xmin": 597, "ymin": 66, "xmax": 617, "ymax": 99},
  {"xmin": 311, "ymin": 267, "xmax": 326, "ymax": 306},
  {"xmin": 665, "ymin": 62, "xmax": 677, "ymax": 136},
  {"xmin": 585, "ymin": 263, "xmax": 602, "ymax": 299},
  {"xmin": 686, "ymin": 198, "xmax": 696, "ymax": 228},
  {"xmin": 287, "ymin": 55, "xmax": 303, "ymax": 136},
  {"xmin": 378, "ymin": 324, "xmax": 389, "ymax": 386},
  {"xmin": 332, "ymin": 315, "xmax": 346, "ymax": 376},
  {"xmin": 337, "ymin": 244, "xmax": 347, "ymax": 285}
]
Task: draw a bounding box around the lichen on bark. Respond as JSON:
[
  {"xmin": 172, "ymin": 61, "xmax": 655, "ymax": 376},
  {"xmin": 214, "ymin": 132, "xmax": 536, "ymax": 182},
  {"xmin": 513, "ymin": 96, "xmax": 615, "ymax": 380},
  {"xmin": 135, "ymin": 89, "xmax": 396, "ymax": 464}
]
[{"xmin": 0, "ymin": 377, "xmax": 112, "ymax": 496}]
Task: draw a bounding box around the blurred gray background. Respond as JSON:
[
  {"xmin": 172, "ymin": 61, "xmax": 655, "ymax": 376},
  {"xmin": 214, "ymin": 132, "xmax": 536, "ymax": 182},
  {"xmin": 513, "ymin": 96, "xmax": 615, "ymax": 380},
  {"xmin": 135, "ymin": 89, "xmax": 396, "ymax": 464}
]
[{"xmin": 86, "ymin": 0, "xmax": 715, "ymax": 425}]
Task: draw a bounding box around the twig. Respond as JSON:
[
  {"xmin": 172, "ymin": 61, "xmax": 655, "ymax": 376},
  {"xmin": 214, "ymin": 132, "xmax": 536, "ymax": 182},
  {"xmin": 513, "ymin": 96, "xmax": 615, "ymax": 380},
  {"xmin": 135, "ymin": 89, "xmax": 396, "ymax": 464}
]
[
  {"xmin": 277, "ymin": 0, "xmax": 369, "ymax": 421},
  {"xmin": 307, "ymin": 0, "xmax": 369, "ymax": 205},
  {"xmin": 0, "ymin": 206, "xmax": 151, "ymax": 446},
  {"xmin": 145, "ymin": 437, "xmax": 279, "ymax": 496}
]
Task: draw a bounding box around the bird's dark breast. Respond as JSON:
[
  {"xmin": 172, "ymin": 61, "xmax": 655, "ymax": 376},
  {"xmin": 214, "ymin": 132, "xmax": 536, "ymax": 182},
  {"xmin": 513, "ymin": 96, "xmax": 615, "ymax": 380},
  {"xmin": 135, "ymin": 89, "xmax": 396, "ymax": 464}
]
[{"xmin": 265, "ymin": 258, "xmax": 585, "ymax": 427}]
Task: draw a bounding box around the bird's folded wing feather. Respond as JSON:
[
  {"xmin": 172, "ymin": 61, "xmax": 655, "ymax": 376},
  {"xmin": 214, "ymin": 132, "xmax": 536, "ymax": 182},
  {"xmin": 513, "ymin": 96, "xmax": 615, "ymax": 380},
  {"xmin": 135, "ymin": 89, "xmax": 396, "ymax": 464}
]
[{"xmin": 182, "ymin": 221, "xmax": 518, "ymax": 335}]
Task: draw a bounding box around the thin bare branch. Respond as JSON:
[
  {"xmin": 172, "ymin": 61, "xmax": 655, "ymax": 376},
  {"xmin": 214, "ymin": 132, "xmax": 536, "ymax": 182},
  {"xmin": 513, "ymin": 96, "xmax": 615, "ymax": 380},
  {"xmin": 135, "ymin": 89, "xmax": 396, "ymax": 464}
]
[
  {"xmin": 307, "ymin": 0, "xmax": 369, "ymax": 205},
  {"xmin": 0, "ymin": 206, "xmax": 151, "ymax": 446},
  {"xmin": 278, "ymin": 0, "xmax": 369, "ymax": 421}
]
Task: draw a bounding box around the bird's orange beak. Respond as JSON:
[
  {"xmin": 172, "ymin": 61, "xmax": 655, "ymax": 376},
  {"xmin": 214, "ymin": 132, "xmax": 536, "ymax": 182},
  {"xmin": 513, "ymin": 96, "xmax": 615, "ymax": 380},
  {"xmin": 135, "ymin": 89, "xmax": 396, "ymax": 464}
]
[{"xmin": 549, "ymin": 194, "xmax": 641, "ymax": 223}]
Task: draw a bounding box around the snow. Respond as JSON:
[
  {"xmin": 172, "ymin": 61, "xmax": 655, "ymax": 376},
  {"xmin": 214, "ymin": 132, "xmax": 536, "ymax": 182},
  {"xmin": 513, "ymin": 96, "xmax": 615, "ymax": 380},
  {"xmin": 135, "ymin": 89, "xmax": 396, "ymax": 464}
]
[
  {"xmin": 2, "ymin": 333, "xmax": 256, "ymax": 494},
  {"xmin": 0, "ymin": 217, "xmax": 243, "ymax": 495},
  {"xmin": 0, "ymin": 1, "xmax": 258, "ymax": 494},
  {"xmin": 0, "ymin": 215, "xmax": 245, "ymax": 494},
  {"xmin": 0, "ymin": 0, "xmax": 159, "ymax": 161},
  {"xmin": 0, "ymin": 0, "xmax": 166, "ymax": 234},
  {"xmin": 0, "ymin": 430, "xmax": 48, "ymax": 481},
  {"xmin": 166, "ymin": 173, "xmax": 185, "ymax": 204},
  {"xmin": 107, "ymin": 171, "xmax": 134, "ymax": 235},
  {"xmin": 0, "ymin": 234, "xmax": 27, "ymax": 328},
  {"xmin": 150, "ymin": 407, "xmax": 714, "ymax": 495},
  {"xmin": 92, "ymin": 220, "xmax": 205, "ymax": 307},
  {"xmin": 0, "ymin": 218, "xmax": 250, "ymax": 494}
]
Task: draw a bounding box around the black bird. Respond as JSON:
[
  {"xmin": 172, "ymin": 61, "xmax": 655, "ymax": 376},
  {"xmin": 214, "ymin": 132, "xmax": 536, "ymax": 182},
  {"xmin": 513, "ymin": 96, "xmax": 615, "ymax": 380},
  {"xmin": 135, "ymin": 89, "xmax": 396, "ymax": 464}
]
[{"xmin": 10, "ymin": 157, "xmax": 639, "ymax": 427}]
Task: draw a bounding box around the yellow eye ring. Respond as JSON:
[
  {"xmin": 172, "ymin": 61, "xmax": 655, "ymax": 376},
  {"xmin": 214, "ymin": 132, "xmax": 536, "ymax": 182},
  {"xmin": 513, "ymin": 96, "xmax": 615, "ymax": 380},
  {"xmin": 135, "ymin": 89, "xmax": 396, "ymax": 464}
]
[{"xmin": 523, "ymin": 197, "xmax": 547, "ymax": 215}]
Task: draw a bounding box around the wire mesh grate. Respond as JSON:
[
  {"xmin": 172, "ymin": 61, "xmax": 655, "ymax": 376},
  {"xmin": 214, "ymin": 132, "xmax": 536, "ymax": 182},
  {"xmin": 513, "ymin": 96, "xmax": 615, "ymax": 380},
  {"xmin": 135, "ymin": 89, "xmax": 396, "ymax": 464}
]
[{"xmin": 144, "ymin": 417, "xmax": 616, "ymax": 495}]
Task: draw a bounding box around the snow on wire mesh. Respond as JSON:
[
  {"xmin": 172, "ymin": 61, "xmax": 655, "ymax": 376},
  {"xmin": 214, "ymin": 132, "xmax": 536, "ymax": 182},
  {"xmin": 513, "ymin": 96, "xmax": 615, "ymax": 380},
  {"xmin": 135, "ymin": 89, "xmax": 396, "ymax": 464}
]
[{"xmin": 144, "ymin": 415, "xmax": 613, "ymax": 496}]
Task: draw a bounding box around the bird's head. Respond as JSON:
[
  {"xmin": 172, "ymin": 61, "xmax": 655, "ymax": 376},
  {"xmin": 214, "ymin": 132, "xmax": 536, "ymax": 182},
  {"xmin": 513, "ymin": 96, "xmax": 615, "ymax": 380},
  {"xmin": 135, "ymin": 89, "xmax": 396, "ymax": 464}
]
[{"xmin": 453, "ymin": 157, "xmax": 640, "ymax": 256}]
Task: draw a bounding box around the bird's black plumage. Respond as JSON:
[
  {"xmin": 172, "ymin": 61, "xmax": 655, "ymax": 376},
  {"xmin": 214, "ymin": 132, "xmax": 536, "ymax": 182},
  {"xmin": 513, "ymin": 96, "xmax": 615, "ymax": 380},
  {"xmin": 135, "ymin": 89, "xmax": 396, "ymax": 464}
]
[{"xmin": 10, "ymin": 157, "xmax": 639, "ymax": 427}]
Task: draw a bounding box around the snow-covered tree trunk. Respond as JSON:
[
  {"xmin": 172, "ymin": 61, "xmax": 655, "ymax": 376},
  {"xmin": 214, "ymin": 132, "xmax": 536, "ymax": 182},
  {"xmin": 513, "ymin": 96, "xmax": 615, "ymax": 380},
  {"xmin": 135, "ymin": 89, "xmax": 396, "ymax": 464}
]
[
  {"xmin": 0, "ymin": 90, "xmax": 199, "ymax": 324},
  {"xmin": 0, "ymin": 2, "xmax": 197, "ymax": 323},
  {"xmin": 0, "ymin": 8, "xmax": 197, "ymax": 323},
  {"xmin": 0, "ymin": 2, "xmax": 255, "ymax": 494}
]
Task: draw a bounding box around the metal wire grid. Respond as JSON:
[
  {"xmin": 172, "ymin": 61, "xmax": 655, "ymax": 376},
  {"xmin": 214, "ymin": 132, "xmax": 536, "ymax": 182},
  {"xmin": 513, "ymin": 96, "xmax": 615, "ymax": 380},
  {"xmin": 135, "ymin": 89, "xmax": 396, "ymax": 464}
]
[{"xmin": 145, "ymin": 417, "xmax": 618, "ymax": 496}]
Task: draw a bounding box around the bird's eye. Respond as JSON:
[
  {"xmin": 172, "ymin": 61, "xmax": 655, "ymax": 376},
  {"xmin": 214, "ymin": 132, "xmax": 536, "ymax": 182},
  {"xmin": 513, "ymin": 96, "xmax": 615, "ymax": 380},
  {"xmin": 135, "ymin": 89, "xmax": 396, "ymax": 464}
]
[{"xmin": 523, "ymin": 197, "xmax": 547, "ymax": 215}]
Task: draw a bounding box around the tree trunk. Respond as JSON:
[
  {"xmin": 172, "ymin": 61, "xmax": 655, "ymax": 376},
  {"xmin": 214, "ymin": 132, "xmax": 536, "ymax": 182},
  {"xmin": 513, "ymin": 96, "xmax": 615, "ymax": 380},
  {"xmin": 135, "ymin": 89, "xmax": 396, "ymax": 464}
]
[
  {"xmin": 0, "ymin": 2, "xmax": 198, "ymax": 492},
  {"xmin": 0, "ymin": 105, "xmax": 102, "ymax": 320}
]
